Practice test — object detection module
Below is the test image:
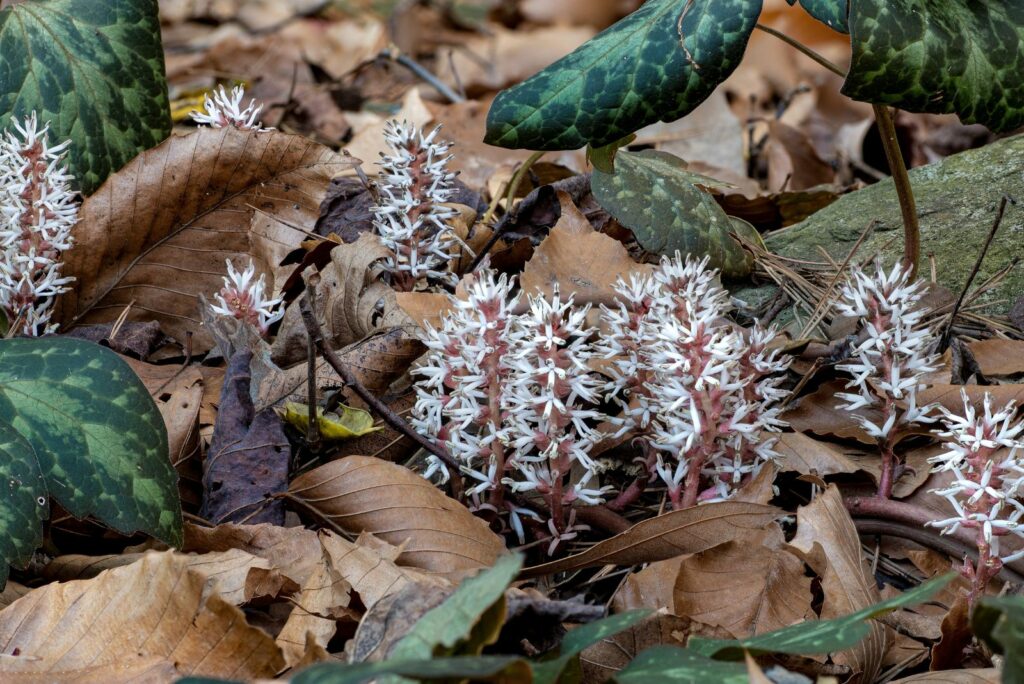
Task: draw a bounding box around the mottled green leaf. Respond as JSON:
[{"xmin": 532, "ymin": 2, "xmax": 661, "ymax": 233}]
[
  {"xmin": 485, "ymin": 0, "xmax": 762, "ymax": 150},
  {"xmin": 0, "ymin": 0, "xmax": 171, "ymax": 195},
  {"xmin": 842, "ymin": 0, "xmax": 1024, "ymax": 132},
  {"xmin": 787, "ymin": 0, "xmax": 849, "ymax": 33},
  {"xmin": 0, "ymin": 338, "xmax": 181, "ymax": 584},
  {"xmin": 390, "ymin": 553, "xmax": 523, "ymax": 661},
  {"xmin": 290, "ymin": 656, "xmax": 531, "ymax": 684},
  {"xmin": 591, "ymin": 149, "xmax": 760, "ymax": 278},
  {"xmin": 0, "ymin": 419, "xmax": 46, "ymax": 587},
  {"xmin": 691, "ymin": 573, "xmax": 954, "ymax": 660},
  {"xmin": 972, "ymin": 596, "xmax": 1024, "ymax": 683},
  {"xmin": 614, "ymin": 646, "xmax": 748, "ymax": 684},
  {"xmin": 533, "ymin": 610, "xmax": 651, "ymax": 684}
]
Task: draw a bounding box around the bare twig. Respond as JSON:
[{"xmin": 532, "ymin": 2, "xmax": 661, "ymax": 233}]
[
  {"xmin": 937, "ymin": 195, "xmax": 1016, "ymax": 353},
  {"xmin": 304, "ymin": 272, "xmax": 321, "ymax": 451},
  {"xmin": 379, "ymin": 46, "xmax": 465, "ymax": 104},
  {"xmin": 754, "ymin": 24, "xmax": 845, "ymax": 77},
  {"xmin": 298, "ymin": 295, "xmax": 463, "ymax": 497}
]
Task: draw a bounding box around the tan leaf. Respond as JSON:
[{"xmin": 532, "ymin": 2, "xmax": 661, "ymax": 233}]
[
  {"xmin": 673, "ymin": 525, "xmax": 815, "ymax": 638},
  {"xmin": 521, "ymin": 502, "xmax": 782, "ymax": 578},
  {"xmin": 288, "ymin": 457, "xmax": 505, "ymax": 578},
  {"xmin": 0, "ymin": 580, "xmax": 30, "ymax": 611},
  {"xmin": 519, "ymin": 191, "xmax": 653, "ymax": 308},
  {"xmin": 183, "ymin": 521, "xmax": 323, "ymax": 587},
  {"xmin": 56, "ymin": 128, "xmax": 354, "ymax": 352},
  {"xmin": 0, "ymin": 656, "xmax": 178, "ymax": 684},
  {"xmin": 0, "ymin": 552, "xmax": 284, "ymax": 678},
  {"xmin": 745, "ymin": 651, "xmax": 774, "ymax": 684},
  {"xmin": 890, "ymin": 670, "xmax": 1001, "ymax": 683},
  {"xmin": 41, "ymin": 549, "xmax": 285, "ymax": 606},
  {"xmin": 319, "ymin": 531, "xmax": 446, "ymax": 610},
  {"xmin": 788, "ymin": 485, "xmax": 887, "ymax": 682},
  {"xmin": 276, "ymin": 547, "xmax": 354, "ymax": 668},
  {"xmin": 611, "ymin": 557, "xmax": 687, "ymax": 613},
  {"xmin": 919, "ymin": 383, "xmax": 1024, "ymax": 414},
  {"xmin": 782, "ymin": 380, "xmax": 879, "ymax": 445},
  {"xmin": 966, "ymin": 338, "xmax": 1024, "ymax": 377},
  {"xmin": 395, "ymin": 291, "xmax": 453, "ymax": 330}
]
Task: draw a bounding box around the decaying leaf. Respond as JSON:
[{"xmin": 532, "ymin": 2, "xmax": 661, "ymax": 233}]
[
  {"xmin": 0, "ymin": 552, "xmax": 285, "ymax": 678},
  {"xmin": 289, "ymin": 457, "xmax": 505, "ymax": 578},
  {"xmin": 280, "ymin": 402, "xmax": 380, "ymax": 440},
  {"xmin": 56, "ymin": 127, "xmax": 355, "ymax": 352}
]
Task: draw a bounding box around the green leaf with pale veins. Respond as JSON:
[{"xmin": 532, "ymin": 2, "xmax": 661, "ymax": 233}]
[
  {"xmin": 841, "ymin": 0, "xmax": 1024, "ymax": 132},
  {"xmin": 591, "ymin": 149, "xmax": 761, "ymax": 278},
  {"xmin": 614, "ymin": 646, "xmax": 748, "ymax": 684},
  {"xmin": 972, "ymin": 596, "xmax": 1024, "ymax": 683},
  {"xmin": 485, "ymin": 0, "xmax": 762, "ymax": 150},
  {"xmin": 0, "ymin": 338, "xmax": 181, "ymax": 585},
  {"xmin": 533, "ymin": 610, "xmax": 651, "ymax": 684},
  {"xmin": 787, "ymin": 0, "xmax": 849, "ymax": 33},
  {"xmin": 0, "ymin": 0, "xmax": 171, "ymax": 195}
]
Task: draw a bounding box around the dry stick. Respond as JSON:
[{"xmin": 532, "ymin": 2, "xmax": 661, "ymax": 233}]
[
  {"xmin": 379, "ymin": 46, "xmax": 466, "ymax": 104},
  {"xmin": 298, "ymin": 295, "xmax": 464, "ymax": 498},
  {"xmin": 936, "ymin": 195, "xmax": 1016, "ymax": 353},
  {"xmin": 754, "ymin": 23, "xmax": 922, "ymax": 280},
  {"xmin": 304, "ymin": 272, "xmax": 322, "ymax": 451}
]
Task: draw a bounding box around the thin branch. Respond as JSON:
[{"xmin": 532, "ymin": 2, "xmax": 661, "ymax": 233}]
[
  {"xmin": 298, "ymin": 295, "xmax": 463, "ymax": 497},
  {"xmin": 873, "ymin": 104, "xmax": 921, "ymax": 279},
  {"xmin": 754, "ymin": 23, "xmax": 846, "ymax": 77},
  {"xmin": 379, "ymin": 46, "xmax": 465, "ymax": 104},
  {"xmin": 304, "ymin": 272, "xmax": 322, "ymax": 451},
  {"xmin": 937, "ymin": 195, "xmax": 1016, "ymax": 353}
]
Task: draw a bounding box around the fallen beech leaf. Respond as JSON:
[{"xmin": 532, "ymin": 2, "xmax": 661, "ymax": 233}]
[
  {"xmin": 395, "ymin": 291, "xmax": 453, "ymax": 330},
  {"xmin": 276, "ymin": 547, "xmax": 355, "ymax": 668},
  {"xmin": 783, "ymin": 380, "xmax": 880, "ymax": 445},
  {"xmin": 42, "ymin": 549, "xmax": 284, "ymax": 606},
  {"xmin": 183, "ymin": 521, "xmax": 323, "ymax": 587},
  {"xmin": 0, "ymin": 580, "xmax": 29, "ymax": 610},
  {"xmin": 788, "ymin": 485, "xmax": 887, "ymax": 682},
  {"xmin": 519, "ymin": 191, "xmax": 653, "ymax": 307},
  {"xmin": 919, "ymin": 383, "xmax": 1024, "ymax": 414},
  {"xmin": 890, "ymin": 671, "xmax": 1000, "ymax": 683},
  {"xmin": 318, "ymin": 530, "xmax": 446, "ymax": 610},
  {"xmin": 0, "ymin": 552, "xmax": 284, "ymax": 678},
  {"xmin": 766, "ymin": 120, "xmax": 836, "ymax": 192},
  {"xmin": 930, "ymin": 596, "xmax": 973, "ymax": 672},
  {"xmin": 289, "ymin": 457, "xmax": 505, "ymax": 578},
  {"xmin": 56, "ymin": 127, "xmax": 354, "ymax": 352},
  {"xmin": 966, "ymin": 339, "xmax": 1024, "ymax": 377},
  {"xmin": 1, "ymin": 656, "xmax": 178, "ymax": 684},
  {"xmin": 611, "ymin": 557, "xmax": 687, "ymax": 613},
  {"xmin": 673, "ymin": 526, "xmax": 814, "ymax": 638},
  {"xmin": 521, "ymin": 502, "xmax": 782, "ymax": 578}
]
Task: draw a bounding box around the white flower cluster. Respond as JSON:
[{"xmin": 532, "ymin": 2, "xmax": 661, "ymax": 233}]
[
  {"xmin": 190, "ymin": 85, "xmax": 272, "ymax": 131},
  {"xmin": 836, "ymin": 261, "xmax": 937, "ymax": 439},
  {"xmin": 599, "ymin": 255, "xmax": 789, "ymax": 508},
  {"xmin": 927, "ymin": 391, "xmax": 1024, "ymax": 585},
  {"xmin": 208, "ymin": 258, "xmax": 284, "ymax": 335},
  {"xmin": 373, "ymin": 121, "xmax": 458, "ymax": 290},
  {"xmin": 412, "ymin": 270, "xmax": 610, "ymax": 554},
  {"xmin": 0, "ymin": 113, "xmax": 77, "ymax": 336}
]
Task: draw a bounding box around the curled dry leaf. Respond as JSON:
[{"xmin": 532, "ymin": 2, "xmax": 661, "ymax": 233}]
[
  {"xmin": 672, "ymin": 525, "xmax": 815, "ymax": 638},
  {"xmin": 56, "ymin": 127, "xmax": 355, "ymax": 352},
  {"xmin": 0, "ymin": 551, "xmax": 284, "ymax": 678},
  {"xmin": 519, "ymin": 191, "xmax": 653, "ymax": 308},
  {"xmin": 788, "ymin": 485, "xmax": 887, "ymax": 682},
  {"xmin": 289, "ymin": 457, "xmax": 505, "ymax": 579},
  {"xmin": 183, "ymin": 521, "xmax": 323, "ymax": 587},
  {"xmin": 521, "ymin": 502, "xmax": 782, "ymax": 578}
]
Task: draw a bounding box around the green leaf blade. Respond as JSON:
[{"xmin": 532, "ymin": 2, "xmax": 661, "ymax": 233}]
[
  {"xmin": 787, "ymin": 0, "xmax": 849, "ymax": 33},
  {"xmin": 0, "ymin": 338, "xmax": 182, "ymax": 578},
  {"xmin": 841, "ymin": 0, "xmax": 1024, "ymax": 132},
  {"xmin": 0, "ymin": 0, "xmax": 171, "ymax": 195},
  {"xmin": 591, "ymin": 149, "xmax": 760, "ymax": 278},
  {"xmin": 614, "ymin": 646, "xmax": 748, "ymax": 684},
  {"xmin": 485, "ymin": 0, "xmax": 762, "ymax": 151},
  {"xmin": 0, "ymin": 419, "xmax": 47, "ymax": 585}
]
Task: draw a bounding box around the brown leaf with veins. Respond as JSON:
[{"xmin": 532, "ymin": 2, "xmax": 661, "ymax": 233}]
[
  {"xmin": 289, "ymin": 457, "xmax": 506, "ymax": 579},
  {"xmin": 1, "ymin": 656, "xmax": 178, "ymax": 684},
  {"xmin": 0, "ymin": 552, "xmax": 284, "ymax": 678},
  {"xmin": 673, "ymin": 525, "xmax": 814, "ymax": 638},
  {"xmin": 56, "ymin": 127, "xmax": 354, "ymax": 352},
  {"xmin": 519, "ymin": 191, "xmax": 653, "ymax": 308},
  {"xmin": 183, "ymin": 521, "xmax": 323, "ymax": 587},
  {"xmin": 521, "ymin": 502, "xmax": 781, "ymax": 578},
  {"xmin": 788, "ymin": 485, "xmax": 887, "ymax": 682},
  {"xmin": 890, "ymin": 670, "xmax": 1001, "ymax": 683}
]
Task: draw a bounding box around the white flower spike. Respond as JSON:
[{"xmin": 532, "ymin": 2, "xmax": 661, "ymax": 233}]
[
  {"xmin": 0, "ymin": 112, "xmax": 78, "ymax": 336},
  {"xmin": 190, "ymin": 85, "xmax": 272, "ymax": 132},
  {"xmin": 208, "ymin": 258, "xmax": 284, "ymax": 335}
]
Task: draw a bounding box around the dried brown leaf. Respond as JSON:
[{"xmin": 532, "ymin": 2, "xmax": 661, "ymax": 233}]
[
  {"xmin": 521, "ymin": 502, "xmax": 781, "ymax": 578},
  {"xmin": 519, "ymin": 191, "xmax": 653, "ymax": 308},
  {"xmin": 56, "ymin": 128, "xmax": 354, "ymax": 352},
  {"xmin": 183, "ymin": 521, "xmax": 323, "ymax": 587},
  {"xmin": 967, "ymin": 338, "xmax": 1024, "ymax": 377},
  {"xmin": 919, "ymin": 383, "xmax": 1024, "ymax": 414},
  {"xmin": 890, "ymin": 670, "xmax": 1001, "ymax": 683},
  {"xmin": 788, "ymin": 485, "xmax": 887, "ymax": 682},
  {"xmin": 0, "ymin": 552, "xmax": 284, "ymax": 678},
  {"xmin": 289, "ymin": 457, "xmax": 505, "ymax": 579},
  {"xmin": 0, "ymin": 656, "xmax": 178, "ymax": 684}
]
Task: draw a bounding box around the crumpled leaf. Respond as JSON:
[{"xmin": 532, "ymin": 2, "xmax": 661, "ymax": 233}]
[
  {"xmin": 520, "ymin": 191, "xmax": 653, "ymax": 307},
  {"xmin": 289, "ymin": 456, "xmax": 506, "ymax": 579},
  {"xmin": 55, "ymin": 127, "xmax": 354, "ymax": 352},
  {"xmin": 484, "ymin": 0, "xmax": 761, "ymax": 150},
  {"xmin": 521, "ymin": 502, "xmax": 781, "ymax": 578},
  {"xmin": 183, "ymin": 521, "xmax": 323, "ymax": 587},
  {"xmin": 0, "ymin": 551, "xmax": 284, "ymax": 678},
  {"xmin": 0, "ymin": 0, "xmax": 170, "ymax": 195},
  {"xmin": 280, "ymin": 402, "xmax": 381, "ymax": 440},
  {"xmin": 591, "ymin": 150, "xmax": 761, "ymax": 278}
]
